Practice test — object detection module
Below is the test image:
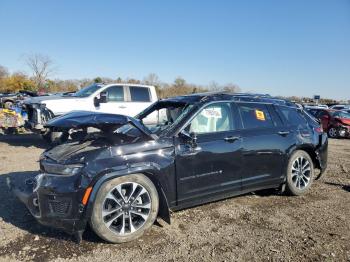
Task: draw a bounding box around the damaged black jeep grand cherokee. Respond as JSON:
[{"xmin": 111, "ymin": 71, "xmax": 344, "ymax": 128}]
[{"xmin": 11, "ymin": 93, "xmax": 328, "ymax": 243}]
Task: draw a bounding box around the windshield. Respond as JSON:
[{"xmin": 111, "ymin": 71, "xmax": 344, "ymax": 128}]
[
  {"xmin": 74, "ymin": 84, "xmax": 103, "ymax": 97},
  {"xmin": 331, "ymin": 111, "xmax": 350, "ymax": 119},
  {"xmin": 117, "ymin": 101, "xmax": 195, "ymax": 136}
]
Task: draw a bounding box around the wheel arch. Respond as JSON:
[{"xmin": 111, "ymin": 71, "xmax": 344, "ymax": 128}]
[
  {"xmin": 293, "ymin": 145, "xmax": 320, "ymax": 170},
  {"xmin": 84, "ymin": 168, "xmax": 171, "ymax": 226}
]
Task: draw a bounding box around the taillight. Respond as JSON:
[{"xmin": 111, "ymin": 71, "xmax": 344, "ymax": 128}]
[{"xmin": 314, "ymin": 126, "xmax": 323, "ymax": 133}]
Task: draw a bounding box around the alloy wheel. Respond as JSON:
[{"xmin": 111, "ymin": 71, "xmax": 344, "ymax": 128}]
[
  {"xmin": 101, "ymin": 182, "xmax": 151, "ymax": 235},
  {"xmin": 291, "ymin": 157, "xmax": 311, "ymax": 190},
  {"xmin": 328, "ymin": 128, "xmax": 337, "ymax": 138}
]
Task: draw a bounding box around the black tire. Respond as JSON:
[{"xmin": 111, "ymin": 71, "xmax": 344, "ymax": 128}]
[
  {"xmin": 3, "ymin": 101, "xmax": 14, "ymax": 109},
  {"xmin": 90, "ymin": 174, "xmax": 159, "ymax": 243},
  {"xmin": 41, "ymin": 130, "xmax": 69, "ymax": 144},
  {"xmin": 285, "ymin": 150, "xmax": 314, "ymax": 196},
  {"xmin": 327, "ymin": 127, "xmax": 338, "ymax": 138}
]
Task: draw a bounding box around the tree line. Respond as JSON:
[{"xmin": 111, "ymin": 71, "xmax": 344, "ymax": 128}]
[
  {"xmin": 0, "ymin": 53, "xmax": 341, "ymax": 103},
  {"xmin": 0, "ymin": 54, "xmax": 240, "ymax": 99}
]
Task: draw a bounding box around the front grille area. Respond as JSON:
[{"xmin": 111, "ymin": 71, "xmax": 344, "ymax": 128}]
[{"xmin": 48, "ymin": 199, "xmax": 72, "ymax": 217}]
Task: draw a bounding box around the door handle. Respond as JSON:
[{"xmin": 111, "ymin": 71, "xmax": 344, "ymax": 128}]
[
  {"xmin": 224, "ymin": 136, "xmax": 240, "ymax": 143},
  {"xmin": 118, "ymin": 106, "xmax": 127, "ymax": 109},
  {"xmin": 278, "ymin": 131, "xmax": 290, "ymax": 136}
]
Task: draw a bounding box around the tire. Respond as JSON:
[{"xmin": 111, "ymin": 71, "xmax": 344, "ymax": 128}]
[
  {"xmin": 90, "ymin": 174, "xmax": 159, "ymax": 243},
  {"xmin": 3, "ymin": 101, "xmax": 14, "ymax": 109},
  {"xmin": 41, "ymin": 130, "xmax": 69, "ymax": 144},
  {"xmin": 285, "ymin": 150, "xmax": 314, "ymax": 196},
  {"xmin": 327, "ymin": 127, "xmax": 338, "ymax": 138}
]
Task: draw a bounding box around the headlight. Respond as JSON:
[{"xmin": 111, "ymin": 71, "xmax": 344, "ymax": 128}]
[
  {"xmin": 61, "ymin": 164, "xmax": 84, "ymax": 175},
  {"xmin": 42, "ymin": 161, "xmax": 84, "ymax": 176}
]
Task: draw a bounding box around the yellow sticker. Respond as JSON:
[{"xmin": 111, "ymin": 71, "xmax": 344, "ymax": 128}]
[{"xmin": 255, "ymin": 110, "xmax": 265, "ymax": 121}]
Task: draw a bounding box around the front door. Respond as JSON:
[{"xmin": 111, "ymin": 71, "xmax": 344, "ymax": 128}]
[
  {"xmin": 176, "ymin": 102, "xmax": 243, "ymax": 205},
  {"xmin": 96, "ymin": 85, "xmax": 130, "ymax": 116}
]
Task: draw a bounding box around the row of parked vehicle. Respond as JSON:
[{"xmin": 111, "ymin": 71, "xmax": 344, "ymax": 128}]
[
  {"xmin": 304, "ymin": 105, "xmax": 350, "ymax": 138},
  {"xmin": 9, "ymin": 85, "xmax": 330, "ymax": 244}
]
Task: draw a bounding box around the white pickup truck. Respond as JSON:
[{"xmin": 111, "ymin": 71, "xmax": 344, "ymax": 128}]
[{"xmin": 23, "ymin": 83, "xmax": 158, "ymax": 142}]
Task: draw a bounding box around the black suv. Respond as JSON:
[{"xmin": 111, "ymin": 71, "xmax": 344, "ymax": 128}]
[{"xmin": 11, "ymin": 93, "xmax": 328, "ymax": 243}]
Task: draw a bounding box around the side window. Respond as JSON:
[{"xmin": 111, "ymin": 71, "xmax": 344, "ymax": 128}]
[
  {"xmin": 278, "ymin": 106, "xmax": 308, "ymax": 128},
  {"xmin": 130, "ymin": 86, "xmax": 151, "ymax": 102},
  {"xmin": 189, "ymin": 103, "xmax": 233, "ymax": 134},
  {"xmin": 104, "ymin": 86, "xmax": 124, "ymax": 102},
  {"xmin": 237, "ymin": 103, "xmax": 274, "ymax": 129}
]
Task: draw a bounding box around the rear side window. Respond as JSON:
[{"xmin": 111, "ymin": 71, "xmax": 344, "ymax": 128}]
[
  {"xmin": 278, "ymin": 106, "xmax": 308, "ymax": 128},
  {"xmin": 237, "ymin": 103, "xmax": 274, "ymax": 129},
  {"xmin": 105, "ymin": 86, "xmax": 124, "ymax": 102},
  {"xmin": 130, "ymin": 86, "xmax": 151, "ymax": 102}
]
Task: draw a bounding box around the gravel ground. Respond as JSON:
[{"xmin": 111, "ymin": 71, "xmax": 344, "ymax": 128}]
[{"xmin": 0, "ymin": 134, "xmax": 349, "ymax": 262}]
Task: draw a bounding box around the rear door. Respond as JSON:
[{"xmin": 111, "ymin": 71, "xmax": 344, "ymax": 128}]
[
  {"xmin": 126, "ymin": 86, "xmax": 153, "ymax": 117},
  {"xmin": 237, "ymin": 103, "xmax": 291, "ymax": 190}
]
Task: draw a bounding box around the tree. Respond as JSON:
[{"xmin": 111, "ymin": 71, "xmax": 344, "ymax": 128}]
[
  {"xmin": 223, "ymin": 83, "xmax": 240, "ymax": 93},
  {"xmin": 143, "ymin": 73, "xmax": 160, "ymax": 87},
  {"xmin": 94, "ymin": 77, "xmax": 103, "ymax": 83},
  {"xmin": 24, "ymin": 53, "xmax": 56, "ymax": 90},
  {"xmin": 174, "ymin": 77, "xmax": 186, "ymax": 88},
  {"xmin": 0, "ymin": 65, "xmax": 9, "ymax": 79},
  {"xmin": 1, "ymin": 72, "xmax": 35, "ymax": 92}
]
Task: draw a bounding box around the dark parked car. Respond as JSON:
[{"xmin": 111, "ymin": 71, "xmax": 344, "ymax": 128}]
[
  {"xmin": 305, "ymin": 108, "xmax": 350, "ymax": 138},
  {"xmin": 10, "ymin": 93, "xmax": 328, "ymax": 243}
]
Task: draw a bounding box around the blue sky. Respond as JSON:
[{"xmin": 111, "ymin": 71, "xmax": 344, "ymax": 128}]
[{"xmin": 0, "ymin": 0, "xmax": 349, "ymax": 100}]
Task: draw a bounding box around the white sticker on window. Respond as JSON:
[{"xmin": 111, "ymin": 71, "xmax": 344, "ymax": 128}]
[{"xmin": 201, "ymin": 108, "xmax": 222, "ymax": 118}]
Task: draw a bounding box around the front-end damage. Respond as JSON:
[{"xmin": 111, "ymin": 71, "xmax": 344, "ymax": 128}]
[
  {"xmin": 22, "ymin": 102, "xmax": 55, "ymax": 131},
  {"xmin": 10, "ymin": 111, "xmax": 175, "ymax": 241}
]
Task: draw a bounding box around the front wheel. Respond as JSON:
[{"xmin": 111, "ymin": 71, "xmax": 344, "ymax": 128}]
[
  {"xmin": 285, "ymin": 150, "xmax": 314, "ymax": 196},
  {"xmin": 327, "ymin": 127, "xmax": 338, "ymax": 138},
  {"xmin": 90, "ymin": 174, "xmax": 159, "ymax": 243}
]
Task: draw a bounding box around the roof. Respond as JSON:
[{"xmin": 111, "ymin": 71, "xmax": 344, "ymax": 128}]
[{"xmin": 160, "ymin": 92, "xmax": 297, "ymax": 107}]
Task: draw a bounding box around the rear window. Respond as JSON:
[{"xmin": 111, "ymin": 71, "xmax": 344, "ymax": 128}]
[
  {"xmin": 278, "ymin": 106, "xmax": 308, "ymax": 128},
  {"xmin": 237, "ymin": 103, "xmax": 274, "ymax": 129},
  {"xmin": 130, "ymin": 86, "xmax": 151, "ymax": 102}
]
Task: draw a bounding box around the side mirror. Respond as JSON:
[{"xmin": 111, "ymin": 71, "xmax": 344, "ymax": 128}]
[
  {"xmin": 179, "ymin": 130, "xmax": 197, "ymax": 147},
  {"xmin": 94, "ymin": 91, "xmax": 108, "ymax": 107}
]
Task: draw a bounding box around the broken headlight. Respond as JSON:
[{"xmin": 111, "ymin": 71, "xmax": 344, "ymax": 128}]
[
  {"xmin": 42, "ymin": 162, "xmax": 84, "ymax": 176},
  {"xmin": 60, "ymin": 164, "xmax": 84, "ymax": 175}
]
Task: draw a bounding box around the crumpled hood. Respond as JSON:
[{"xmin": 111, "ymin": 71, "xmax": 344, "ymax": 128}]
[
  {"xmin": 44, "ymin": 140, "xmax": 95, "ymax": 162},
  {"xmin": 45, "ymin": 111, "xmax": 155, "ymax": 139}
]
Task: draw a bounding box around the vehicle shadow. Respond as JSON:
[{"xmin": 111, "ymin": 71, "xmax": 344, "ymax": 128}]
[
  {"xmin": 0, "ymin": 171, "xmax": 101, "ymax": 244},
  {"xmin": 324, "ymin": 182, "xmax": 350, "ymax": 192},
  {"xmin": 0, "ymin": 133, "xmax": 49, "ymax": 149}
]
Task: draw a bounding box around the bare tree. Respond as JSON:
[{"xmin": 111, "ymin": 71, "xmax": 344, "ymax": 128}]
[
  {"xmin": 143, "ymin": 73, "xmax": 160, "ymax": 86},
  {"xmin": 24, "ymin": 53, "xmax": 56, "ymax": 89},
  {"xmin": 0, "ymin": 65, "xmax": 9, "ymax": 79},
  {"xmin": 223, "ymin": 83, "xmax": 241, "ymax": 93}
]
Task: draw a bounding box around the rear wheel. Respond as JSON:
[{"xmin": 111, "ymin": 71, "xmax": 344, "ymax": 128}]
[
  {"xmin": 90, "ymin": 174, "xmax": 159, "ymax": 243},
  {"xmin": 328, "ymin": 127, "xmax": 338, "ymax": 138},
  {"xmin": 286, "ymin": 150, "xmax": 314, "ymax": 196}
]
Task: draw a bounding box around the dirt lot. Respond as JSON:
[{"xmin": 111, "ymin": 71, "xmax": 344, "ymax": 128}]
[{"xmin": 0, "ymin": 134, "xmax": 349, "ymax": 262}]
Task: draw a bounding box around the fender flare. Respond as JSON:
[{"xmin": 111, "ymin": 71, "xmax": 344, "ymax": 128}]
[
  {"xmin": 84, "ymin": 166, "xmax": 171, "ymax": 225},
  {"xmin": 287, "ymin": 144, "xmax": 324, "ymax": 180}
]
